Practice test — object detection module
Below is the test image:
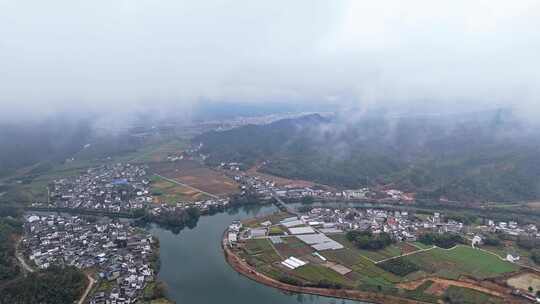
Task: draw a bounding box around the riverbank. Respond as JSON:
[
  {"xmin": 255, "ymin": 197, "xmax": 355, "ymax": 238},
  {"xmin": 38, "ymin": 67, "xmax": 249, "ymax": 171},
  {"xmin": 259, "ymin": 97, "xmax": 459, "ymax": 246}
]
[{"xmin": 221, "ymin": 231, "xmax": 431, "ymax": 304}]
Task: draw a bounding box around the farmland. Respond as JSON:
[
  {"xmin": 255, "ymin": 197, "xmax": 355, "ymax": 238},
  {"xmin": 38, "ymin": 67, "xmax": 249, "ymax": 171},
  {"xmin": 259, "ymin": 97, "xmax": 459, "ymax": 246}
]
[
  {"xmin": 150, "ymin": 160, "xmax": 239, "ymax": 197},
  {"xmin": 507, "ymin": 272, "xmax": 540, "ymax": 294},
  {"xmin": 402, "ymin": 245, "xmax": 520, "ymax": 280},
  {"xmin": 329, "ymin": 234, "xmax": 423, "ymax": 263},
  {"xmin": 150, "ymin": 175, "xmax": 212, "ymax": 203},
  {"xmin": 228, "ymin": 213, "xmax": 525, "ymax": 304},
  {"xmin": 126, "ymin": 139, "xmax": 188, "ymax": 163},
  {"xmin": 293, "ymin": 264, "xmax": 349, "ymax": 286},
  {"xmin": 444, "ymin": 285, "xmax": 503, "ymax": 304},
  {"xmin": 246, "ymin": 165, "xmax": 319, "ymax": 189},
  {"xmin": 0, "ymin": 164, "xmax": 92, "ymax": 204},
  {"xmin": 0, "ymin": 138, "xmax": 189, "ymax": 206}
]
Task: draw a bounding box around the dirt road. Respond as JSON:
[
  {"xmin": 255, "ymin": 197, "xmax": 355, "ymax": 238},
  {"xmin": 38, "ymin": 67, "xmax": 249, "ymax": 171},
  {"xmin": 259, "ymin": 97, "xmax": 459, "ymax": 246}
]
[
  {"xmin": 15, "ymin": 239, "xmax": 34, "ymax": 274},
  {"xmin": 154, "ymin": 174, "xmax": 219, "ymax": 199},
  {"xmin": 77, "ymin": 273, "xmax": 96, "ymax": 304}
]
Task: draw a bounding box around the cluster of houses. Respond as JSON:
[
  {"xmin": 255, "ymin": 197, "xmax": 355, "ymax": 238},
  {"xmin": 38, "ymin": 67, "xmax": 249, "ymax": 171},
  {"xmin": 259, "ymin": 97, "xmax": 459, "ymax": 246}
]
[
  {"xmin": 22, "ymin": 214, "xmax": 156, "ymax": 304},
  {"xmin": 300, "ymin": 208, "xmax": 466, "ymax": 242},
  {"xmin": 35, "ymin": 163, "xmax": 152, "ymax": 213},
  {"xmin": 229, "ymin": 170, "xmax": 414, "ymax": 203},
  {"xmin": 490, "ymin": 220, "xmax": 539, "ymax": 238},
  {"xmin": 228, "ymin": 207, "xmax": 467, "ymax": 249},
  {"xmin": 149, "ymin": 197, "xmax": 231, "ymax": 216},
  {"xmin": 231, "ymin": 205, "xmax": 540, "ymax": 267}
]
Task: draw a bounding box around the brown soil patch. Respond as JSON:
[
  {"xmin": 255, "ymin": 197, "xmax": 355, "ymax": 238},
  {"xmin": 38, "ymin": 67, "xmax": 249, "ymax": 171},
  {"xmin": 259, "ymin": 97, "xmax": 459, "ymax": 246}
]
[
  {"xmin": 425, "ymin": 281, "xmax": 449, "ymax": 296},
  {"xmin": 398, "ymin": 279, "xmax": 427, "ymax": 290},
  {"xmin": 274, "ymin": 241, "xmax": 313, "ymax": 257},
  {"xmin": 399, "ymin": 242, "xmax": 419, "ymax": 254},
  {"xmin": 507, "ymin": 272, "xmax": 540, "ymax": 293},
  {"xmin": 526, "ymin": 201, "xmax": 540, "ymax": 209},
  {"xmin": 151, "ymin": 160, "xmax": 239, "ymax": 196}
]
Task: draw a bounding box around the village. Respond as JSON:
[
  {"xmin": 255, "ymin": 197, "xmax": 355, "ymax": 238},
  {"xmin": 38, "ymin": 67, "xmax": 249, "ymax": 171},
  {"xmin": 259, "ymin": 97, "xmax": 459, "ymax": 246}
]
[
  {"xmin": 34, "ymin": 163, "xmax": 152, "ymax": 213},
  {"xmin": 225, "ymin": 205, "xmax": 540, "ymax": 303},
  {"xmin": 219, "ymin": 162, "xmax": 415, "ymax": 204},
  {"xmin": 228, "ymin": 206, "xmax": 539, "ymax": 259},
  {"xmin": 21, "ymin": 214, "xmax": 157, "ymax": 304},
  {"xmin": 19, "ymin": 157, "xmax": 540, "ymax": 303},
  {"xmin": 30, "ymin": 162, "xmax": 232, "ymax": 217}
]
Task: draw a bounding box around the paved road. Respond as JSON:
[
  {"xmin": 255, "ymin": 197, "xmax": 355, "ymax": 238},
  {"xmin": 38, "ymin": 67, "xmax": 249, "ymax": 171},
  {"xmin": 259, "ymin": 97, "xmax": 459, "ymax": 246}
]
[{"xmin": 154, "ymin": 174, "xmax": 219, "ymax": 199}]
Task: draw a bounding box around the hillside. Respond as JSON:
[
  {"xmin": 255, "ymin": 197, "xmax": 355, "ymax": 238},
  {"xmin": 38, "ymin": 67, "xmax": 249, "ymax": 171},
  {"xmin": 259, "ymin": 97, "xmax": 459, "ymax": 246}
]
[{"xmin": 195, "ymin": 111, "xmax": 540, "ymax": 202}]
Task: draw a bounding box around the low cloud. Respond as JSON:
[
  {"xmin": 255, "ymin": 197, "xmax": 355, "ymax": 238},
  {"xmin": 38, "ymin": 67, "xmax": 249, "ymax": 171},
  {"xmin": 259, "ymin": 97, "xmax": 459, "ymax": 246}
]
[{"xmin": 1, "ymin": 0, "xmax": 539, "ymax": 123}]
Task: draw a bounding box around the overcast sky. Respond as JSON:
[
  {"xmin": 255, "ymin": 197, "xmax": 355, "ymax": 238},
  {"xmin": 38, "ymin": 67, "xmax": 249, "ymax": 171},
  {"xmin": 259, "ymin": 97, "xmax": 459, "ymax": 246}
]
[{"xmin": 1, "ymin": 0, "xmax": 539, "ymax": 122}]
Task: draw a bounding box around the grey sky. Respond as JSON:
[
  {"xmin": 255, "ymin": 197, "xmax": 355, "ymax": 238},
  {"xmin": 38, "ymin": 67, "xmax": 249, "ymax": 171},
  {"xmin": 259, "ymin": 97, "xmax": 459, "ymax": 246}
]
[{"xmin": 1, "ymin": 0, "xmax": 539, "ymax": 122}]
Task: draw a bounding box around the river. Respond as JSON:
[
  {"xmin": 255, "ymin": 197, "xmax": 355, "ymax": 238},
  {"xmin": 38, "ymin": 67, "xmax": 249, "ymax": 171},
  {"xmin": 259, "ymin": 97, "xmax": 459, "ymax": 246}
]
[{"xmin": 150, "ymin": 204, "xmax": 366, "ymax": 304}]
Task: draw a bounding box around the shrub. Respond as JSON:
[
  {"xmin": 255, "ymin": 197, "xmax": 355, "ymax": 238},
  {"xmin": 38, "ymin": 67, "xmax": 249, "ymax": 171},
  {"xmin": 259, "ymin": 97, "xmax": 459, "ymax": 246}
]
[
  {"xmin": 346, "ymin": 230, "xmax": 393, "ymax": 250},
  {"xmin": 378, "ymin": 258, "xmax": 419, "ymax": 277},
  {"xmin": 418, "ymin": 232, "xmax": 463, "ymax": 249}
]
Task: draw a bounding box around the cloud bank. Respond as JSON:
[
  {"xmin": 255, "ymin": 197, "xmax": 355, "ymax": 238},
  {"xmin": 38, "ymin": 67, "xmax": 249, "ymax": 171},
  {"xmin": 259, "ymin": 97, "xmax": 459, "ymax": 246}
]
[{"xmin": 1, "ymin": 0, "xmax": 539, "ymax": 121}]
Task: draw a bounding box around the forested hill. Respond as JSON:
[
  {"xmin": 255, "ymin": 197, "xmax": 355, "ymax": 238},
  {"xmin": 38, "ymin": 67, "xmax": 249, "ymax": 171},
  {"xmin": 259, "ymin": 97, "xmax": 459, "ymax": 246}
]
[
  {"xmin": 195, "ymin": 111, "xmax": 540, "ymax": 203},
  {"xmin": 0, "ymin": 117, "xmax": 144, "ymax": 178}
]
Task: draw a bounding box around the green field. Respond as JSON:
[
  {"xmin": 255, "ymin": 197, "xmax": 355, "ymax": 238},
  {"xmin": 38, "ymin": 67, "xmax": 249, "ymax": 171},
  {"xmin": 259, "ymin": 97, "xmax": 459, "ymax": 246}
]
[
  {"xmin": 404, "ymin": 245, "xmax": 519, "ymax": 280},
  {"xmin": 244, "ymin": 239, "xmax": 281, "ymax": 264},
  {"xmin": 269, "ymin": 226, "xmax": 284, "ymax": 235},
  {"xmin": 234, "ymin": 212, "xmax": 528, "ymax": 304},
  {"xmin": 0, "ymin": 165, "xmax": 89, "ymax": 204},
  {"xmin": 293, "ymin": 264, "xmax": 349, "ymax": 286},
  {"xmin": 411, "ymin": 242, "xmax": 433, "ymax": 250},
  {"xmin": 330, "ymin": 234, "xmax": 405, "ymax": 262},
  {"xmin": 119, "ymin": 139, "xmax": 187, "ymax": 163},
  {"xmin": 402, "ymin": 280, "xmax": 440, "ymax": 303},
  {"xmin": 444, "ymin": 286, "xmax": 502, "ymax": 304},
  {"xmin": 480, "ymin": 242, "xmax": 537, "ymax": 267},
  {"xmin": 322, "ymin": 248, "xmax": 401, "ymax": 286}
]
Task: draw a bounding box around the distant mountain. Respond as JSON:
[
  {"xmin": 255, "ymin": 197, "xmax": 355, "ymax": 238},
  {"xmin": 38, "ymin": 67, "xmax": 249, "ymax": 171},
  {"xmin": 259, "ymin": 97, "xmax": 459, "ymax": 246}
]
[
  {"xmin": 195, "ymin": 110, "xmax": 540, "ymax": 202},
  {"xmin": 0, "ymin": 118, "xmax": 92, "ymax": 176},
  {"xmin": 0, "ymin": 117, "xmax": 145, "ymax": 178}
]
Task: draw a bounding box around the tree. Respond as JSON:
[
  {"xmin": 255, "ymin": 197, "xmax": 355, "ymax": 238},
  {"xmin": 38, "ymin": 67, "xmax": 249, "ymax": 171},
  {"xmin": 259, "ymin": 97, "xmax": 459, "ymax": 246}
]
[
  {"xmin": 301, "ymin": 196, "xmax": 314, "ymax": 205},
  {"xmin": 483, "ymin": 234, "xmax": 501, "ymax": 246},
  {"xmin": 418, "ymin": 232, "xmax": 463, "ymax": 249},
  {"xmin": 346, "ymin": 230, "xmax": 393, "ymax": 250},
  {"xmin": 532, "ymin": 249, "xmax": 540, "ymax": 265},
  {"xmin": 0, "ymin": 266, "xmax": 87, "ymax": 304},
  {"xmin": 0, "ymin": 217, "xmax": 22, "ymax": 281},
  {"xmin": 517, "ymin": 236, "xmax": 540, "ymax": 250}
]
